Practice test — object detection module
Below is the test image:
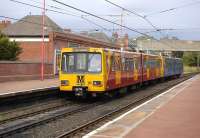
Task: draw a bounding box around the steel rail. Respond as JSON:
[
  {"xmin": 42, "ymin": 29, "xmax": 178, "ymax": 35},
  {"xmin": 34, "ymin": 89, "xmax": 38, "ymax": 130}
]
[
  {"xmin": 0, "ymin": 73, "xmax": 197, "ymax": 137},
  {"xmin": 0, "ymin": 101, "xmax": 104, "ymax": 137},
  {"xmin": 0, "ymin": 100, "xmax": 73, "ymax": 125},
  {"xmin": 56, "ymin": 74, "xmax": 196, "ymax": 138}
]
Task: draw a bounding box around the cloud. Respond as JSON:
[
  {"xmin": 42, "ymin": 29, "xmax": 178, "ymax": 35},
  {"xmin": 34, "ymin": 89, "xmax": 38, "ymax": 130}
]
[{"xmin": 0, "ymin": 0, "xmax": 199, "ymax": 40}]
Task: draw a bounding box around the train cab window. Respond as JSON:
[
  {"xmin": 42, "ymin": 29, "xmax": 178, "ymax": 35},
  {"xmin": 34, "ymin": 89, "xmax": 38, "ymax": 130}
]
[
  {"xmin": 88, "ymin": 54, "xmax": 102, "ymax": 72},
  {"xmin": 61, "ymin": 52, "xmax": 101, "ymax": 73},
  {"xmin": 76, "ymin": 53, "xmax": 87, "ymax": 71},
  {"xmin": 62, "ymin": 54, "xmax": 75, "ymax": 72},
  {"xmin": 68, "ymin": 54, "xmax": 75, "ymax": 71}
]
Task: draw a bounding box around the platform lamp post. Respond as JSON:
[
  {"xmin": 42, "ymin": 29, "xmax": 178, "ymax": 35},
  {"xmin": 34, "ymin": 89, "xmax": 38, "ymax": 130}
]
[{"xmin": 41, "ymin": 0, "xmax": 45, "ymax": 80}]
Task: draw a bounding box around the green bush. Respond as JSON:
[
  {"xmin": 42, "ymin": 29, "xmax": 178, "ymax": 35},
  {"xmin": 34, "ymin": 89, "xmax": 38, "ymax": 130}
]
[
  {"xmin": 183, "ymin": 52, "xmax": 200, "ymax": 67},
  {"xmin": 0, "ymin": 32, "xmax": 22, "ymax": 60}
]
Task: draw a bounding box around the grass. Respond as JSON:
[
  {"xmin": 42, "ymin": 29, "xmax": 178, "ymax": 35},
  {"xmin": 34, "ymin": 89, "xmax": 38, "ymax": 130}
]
[{"xmin": 184, "ymin": 66, "xmax": 200, "ymax": 74}]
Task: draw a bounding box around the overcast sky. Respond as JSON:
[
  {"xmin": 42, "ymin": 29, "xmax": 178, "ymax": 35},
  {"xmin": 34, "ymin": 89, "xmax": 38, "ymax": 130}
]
[{"xmin": 1, "ymin": 0, "xmax": 200, "ymax": 40}]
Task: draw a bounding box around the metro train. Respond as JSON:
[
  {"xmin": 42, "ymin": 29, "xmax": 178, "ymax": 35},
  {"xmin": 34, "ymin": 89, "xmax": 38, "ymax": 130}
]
[{"xmin": 59, "ymin": 47, "xmax": 183, "ymax": 97}]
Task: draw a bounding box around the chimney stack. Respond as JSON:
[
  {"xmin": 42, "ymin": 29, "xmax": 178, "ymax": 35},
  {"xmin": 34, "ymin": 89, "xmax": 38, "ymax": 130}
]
[
  {"xmin": 124, "ymin": 33, "xmax": 129, "ymax": 48},
  {"xmin": 112, "ymin": 32, "xmax": 121, "ymax": 48},
  {"xmin": 0, "ymin": 20, "xmax": 11, "ymax": 30}
]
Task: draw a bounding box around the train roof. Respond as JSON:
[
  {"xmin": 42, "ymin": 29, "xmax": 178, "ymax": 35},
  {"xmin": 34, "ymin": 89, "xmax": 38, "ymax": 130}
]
[
  {"xmin": 61, "ymin": 47, "xmax": 182, "ymax": 60},
  {"xmin": 164, "ymin": 56, "xmax": 182, "ymax": 60}
]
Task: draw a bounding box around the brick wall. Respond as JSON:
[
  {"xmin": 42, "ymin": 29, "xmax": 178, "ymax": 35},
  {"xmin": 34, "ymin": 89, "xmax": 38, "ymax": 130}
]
[
  {"xmin": 3, "ymin": 31, "xmax": 119, "ymax": 81},
  {"xmin": 18, "ymin": 41, "xmax": 53, "ymax": 63},
  {"xmin": 0, "ymin": 61, "xmax": 54, "ymax": 82}
]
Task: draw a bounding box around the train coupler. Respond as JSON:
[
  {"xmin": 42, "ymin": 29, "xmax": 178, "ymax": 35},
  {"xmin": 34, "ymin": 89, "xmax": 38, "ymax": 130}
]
[{"xmin": 73, "ymin": 87, "xmax": 87, "ymax": 97}]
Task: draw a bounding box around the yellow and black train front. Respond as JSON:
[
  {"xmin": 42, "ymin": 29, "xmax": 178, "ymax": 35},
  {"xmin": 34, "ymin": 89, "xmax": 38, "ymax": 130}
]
[{"xmin": 59, "ymin": 48, "xmax": 105, "ymax": 97}]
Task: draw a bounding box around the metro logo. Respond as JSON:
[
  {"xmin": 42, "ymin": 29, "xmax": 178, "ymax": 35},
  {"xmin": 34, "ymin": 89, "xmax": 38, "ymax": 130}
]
[{"xmin": 77, "ymin": 75, "xmax": 85, "ymax": 85}]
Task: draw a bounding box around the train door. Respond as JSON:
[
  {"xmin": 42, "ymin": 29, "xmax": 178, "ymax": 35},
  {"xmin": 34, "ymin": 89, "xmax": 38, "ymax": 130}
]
[
  {"xmin": 160, "ymin": 56, "xmax": 165, "ymax": 78},
  {"xmin": 54, "ymin": 49, "xmax": 61, "ymax": 75},
  {"xmin": 140, "ymin": 53, "xmax": 144, "ymax": 84},
  {"xmin": 115, "ymin": 53, "xmax": 121, "ymax": 86}
]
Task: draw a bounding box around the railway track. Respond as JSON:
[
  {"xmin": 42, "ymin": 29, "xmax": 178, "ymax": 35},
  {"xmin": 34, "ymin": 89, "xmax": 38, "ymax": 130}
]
[
  {"xmin": 0, "ymin": 99, "xmax": 104, "ymax": 137},
  {"xmin": 57, "ymin": 74, "xmax": 196, "ymax": 138},
  {"xmin": 0, "ymin": 99, "xmax": 73, "ymax": 125},
  {"xmin": 0, "ymin": 73, "xmax": 197, "ymax": 138}
]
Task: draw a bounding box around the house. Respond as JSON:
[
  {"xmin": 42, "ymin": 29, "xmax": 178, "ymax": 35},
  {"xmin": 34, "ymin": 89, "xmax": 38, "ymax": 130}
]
[
  {"xmin": 0, "ymin": 20, "xmax": 11, "ymax": 31},
  {"xmin": 1, "ymin": 15, "xmax": 121, "ymax": 81},
  {"xmin": 2, "ymin": 15, "xmax": 63, "ymax": 63}
]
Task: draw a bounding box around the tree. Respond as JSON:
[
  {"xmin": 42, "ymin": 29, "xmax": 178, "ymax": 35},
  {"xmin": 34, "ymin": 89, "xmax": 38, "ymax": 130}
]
[
  {"xmin": 183, "ymin": 52, "xmax": 200, "ymax": 66},
  {"xmin": 172, "ymin": 51, "xmax": 184, "ymax": 58},
  {"xmin": 0, "ymin": 32, "xmax": 22, "ymax": 60}
]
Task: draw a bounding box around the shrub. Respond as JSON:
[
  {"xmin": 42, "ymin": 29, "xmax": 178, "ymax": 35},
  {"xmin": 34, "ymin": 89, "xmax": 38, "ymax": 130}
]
[{"xmin": 0, "ymin": 32, "xmax": 22, "ymax": 60}]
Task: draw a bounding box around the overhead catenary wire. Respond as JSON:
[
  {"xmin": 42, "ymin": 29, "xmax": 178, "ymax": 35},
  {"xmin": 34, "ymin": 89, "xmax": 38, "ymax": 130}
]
[
  {"xmin": 9, "ymin": 0, "xmax": 114, "ymax": 33},
  {"xmin": 104, "ymin": 0, "xmax": 144, "ymax": 18},
  {"xmin": 81, "ymin": 16, "xmax": 111, "ymax": 32},
  {"xmin": 52, "ymin": 0, "xmax": 156, "ymax": 37},
  {"xmin": 26, "ymin": 0, "xmax": 78, "ymax": 15},
  {"xmin": 103, "ymin": 0, "xmax": 169, "ymax": 40},
  {"xmin": 104, "ymin": 0, "xmax": 159, "ymax": 31},
  {"xmin": 10, "ymin": 0, "xmax": 171, "ymax": 38},
  {"xmin": 144, "ymin": 0, "xmax": 200, "ymax": 17},
  {"xmin": 103, "ymin": 0, "xmax": 175, "ymax": 49},
  {"xmin": 7, "ymin": 0, "xmax": 175, "ymax": 51},
  {"xmin": 10, "ymin": 0, "xmax": 79, "ymax": 18},
  {"xmin": 51, "ymin": 0, "xmax": 176, "ymax": 51}
]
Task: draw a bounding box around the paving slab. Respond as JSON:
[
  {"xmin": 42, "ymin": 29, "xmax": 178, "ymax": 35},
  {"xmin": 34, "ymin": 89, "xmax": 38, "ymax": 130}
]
[
  {"xmin": 0, "ymin": 78, "xmax": 59, "ymax": 97},
  {"xmin": 84, "ymin": 75, "xmax": 200, "ymax": 138}
]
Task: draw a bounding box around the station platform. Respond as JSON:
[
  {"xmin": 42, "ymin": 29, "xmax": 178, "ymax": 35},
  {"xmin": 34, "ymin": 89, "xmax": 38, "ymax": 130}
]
[
  {"xmin": 84, "ymin": 74, "xmax": 200, "ymax": 138},
  {"xmin": 0, "ymin": 78, "xmax": 59, "ymax": 98}
]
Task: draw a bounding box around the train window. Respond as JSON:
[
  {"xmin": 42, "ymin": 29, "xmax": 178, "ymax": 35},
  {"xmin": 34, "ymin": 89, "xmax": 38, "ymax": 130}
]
[
  {"xmin": 61, "ymin": 52, "xmax": 101, "ymax": 73},
  {"xmin": 76, "ymin": 53, "xmax": 87, "ymax": 71},
  {"xmin": 152, "ymin": 60, "xmax": 155, "ymax": 68},
  {"xmin": 124, "ymin": 58, "xmax": 130, "ymax": 71},
  {"xmin": 122, "ymin": 57, "xmax": 126, "ymax": 71},
  {"xmin": 111, "ymin": 56, "xmax": 115, "ymax": 71},
  {"xmin": 134, "ymin": 60, "xmax": 138, "ymax": 70},
  {"xmin": 146, "ymin": 60, "xmax": 150, "ymax": 68},
  {"xmin": 158, "ymin": 60, "xmax": 161, "ymax": 67},
  {"xmin": 68, "ymin": 54, "xmax": 75, "ymax": 71},
  {"xmin": 112, "ymin": 56, "xmax": 120, "ymax": 71},
  {"xmin": 61, "ymin": 55, "xmax": 67, "ymax": 72},
  {"xmin": 130, "ymin": 59, "xmax": 134, "ymax": 70},
  {"xmin": 88, "ymin": 54, "xmax": 101, "ymax": 72},
  {"xmin": 61, "ymin": 54, "xmax": 75, "ymax": 72},
  {"xmin": 116, "ymin": 56, "xmax": 121, "ymax": 71},
  {"xmin": 143, "ymin": 59, "xmax": 147, "ymax": 69}
]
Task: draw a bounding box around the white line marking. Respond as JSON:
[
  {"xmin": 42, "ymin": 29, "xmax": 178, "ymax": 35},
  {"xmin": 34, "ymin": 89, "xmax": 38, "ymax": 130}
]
[
  {"xmin": 119, "ymin": 78, "xmax": 194, "ymax": 138},
  {"xmin": 9, "ymin": 38, "xmax": 49, "ymax": 42},
  {"xmin": 83, "ymin": 75, "xmax": 197, "ymax": 138},
  {"xmin": 0, "ymin": 85, "xmax": 59, "ymax": 96}
]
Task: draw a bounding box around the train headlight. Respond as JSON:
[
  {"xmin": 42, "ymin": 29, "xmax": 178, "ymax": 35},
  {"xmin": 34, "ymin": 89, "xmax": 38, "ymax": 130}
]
[
  {"xmin": 93, "ymin": 81, "xmax": 102, "ymax": 86},
  {"xmin": 61, "ymin": 80, "xmax": 69, "ymax": 86}
]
